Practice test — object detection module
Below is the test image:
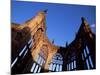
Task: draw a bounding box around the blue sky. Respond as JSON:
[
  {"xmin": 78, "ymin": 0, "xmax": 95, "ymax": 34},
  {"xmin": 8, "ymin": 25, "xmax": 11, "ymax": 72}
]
[{"xmin": 11, "ymin": 1, "xmax": 96, "ymax": 47}]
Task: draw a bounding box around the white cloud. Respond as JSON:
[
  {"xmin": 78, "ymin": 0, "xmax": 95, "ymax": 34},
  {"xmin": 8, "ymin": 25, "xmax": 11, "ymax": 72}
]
[{"xmin": 90, "ymin": 24, "xmax": 96, "ymax": 28}]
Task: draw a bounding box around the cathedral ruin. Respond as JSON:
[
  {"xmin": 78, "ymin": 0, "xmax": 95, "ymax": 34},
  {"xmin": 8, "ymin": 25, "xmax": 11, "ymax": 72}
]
[{"xmin": 11, "ymin": 10, "xmax": 96, "ymax": 74}]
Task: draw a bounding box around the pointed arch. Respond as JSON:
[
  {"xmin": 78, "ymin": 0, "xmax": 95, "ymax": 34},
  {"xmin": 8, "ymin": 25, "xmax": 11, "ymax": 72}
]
[{"xmin": 49, "ymin": 53, "xmax": 63, "ymax": 72}]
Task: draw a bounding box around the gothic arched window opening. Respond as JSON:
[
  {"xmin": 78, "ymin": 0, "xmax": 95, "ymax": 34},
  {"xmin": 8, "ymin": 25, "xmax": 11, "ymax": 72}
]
[
  {"xmin": 81, "ymin": 46, "xmax": 94, "ymax": 69},
  {"xmin": 49, "ymin": 53, "xmax": 63, "ymax": 72},
  {"xmin": 66, "ymin": 55, "xmax": 76, "ymax": 71},
  {"xmin": 11, "ymin": 38, "xmax": 33, "ymax": 68},
  {"xmin": 30, "ymin": 62, "xmax": 41, "ymax": 73},
  {"xmin": 30, "ymin": 45, "xmax": 48, "ymax": 73}
]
